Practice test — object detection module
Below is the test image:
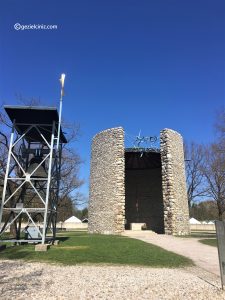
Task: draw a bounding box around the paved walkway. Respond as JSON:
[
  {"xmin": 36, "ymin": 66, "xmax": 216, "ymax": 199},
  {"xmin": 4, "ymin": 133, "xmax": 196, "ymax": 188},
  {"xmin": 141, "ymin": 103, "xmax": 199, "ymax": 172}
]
[{"xmin": 122, "ymin": 231, "xmax": 220, "ymax": 276}]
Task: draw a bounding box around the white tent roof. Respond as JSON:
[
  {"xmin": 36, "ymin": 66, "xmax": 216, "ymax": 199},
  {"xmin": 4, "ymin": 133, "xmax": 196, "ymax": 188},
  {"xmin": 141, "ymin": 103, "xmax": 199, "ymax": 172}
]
[
  {"xmin": 207, "ymin": 221, "xmax": 214, "ymax": 224},
  {"xmin": 64, "ymin": 216, "xmax": 82, "ymax": 223},
  {"xmin": 189, "ymin": 217, "xmax": 201, "ymax": 224}
]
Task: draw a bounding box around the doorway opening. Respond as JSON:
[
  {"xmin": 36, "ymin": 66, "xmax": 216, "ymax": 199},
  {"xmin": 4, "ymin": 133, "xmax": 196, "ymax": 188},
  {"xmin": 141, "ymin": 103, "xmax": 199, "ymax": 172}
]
[{"xmin": 125, "ymin": 149, "xmax": 165, "ymax": 233}]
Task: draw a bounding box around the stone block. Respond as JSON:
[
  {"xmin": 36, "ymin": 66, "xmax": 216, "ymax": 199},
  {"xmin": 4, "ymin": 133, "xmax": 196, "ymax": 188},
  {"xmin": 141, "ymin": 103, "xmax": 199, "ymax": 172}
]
[
  {"xmin": 35, "ymin": 244, "xmax": 50, "ymax": 252},
  {"xmin": 130, "ymin": 223, "xmax": 146, "ymax": 231}
]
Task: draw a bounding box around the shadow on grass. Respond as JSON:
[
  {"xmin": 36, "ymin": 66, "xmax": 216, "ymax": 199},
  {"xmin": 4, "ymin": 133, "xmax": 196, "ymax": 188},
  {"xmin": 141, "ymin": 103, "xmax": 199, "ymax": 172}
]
[
  {"xmin": 1, "ymin": 245, "xmax": 34, "ymax": 260},
  {"xmin": 56, "ymin": 236, "xmax": 69, "ymax": 242}
]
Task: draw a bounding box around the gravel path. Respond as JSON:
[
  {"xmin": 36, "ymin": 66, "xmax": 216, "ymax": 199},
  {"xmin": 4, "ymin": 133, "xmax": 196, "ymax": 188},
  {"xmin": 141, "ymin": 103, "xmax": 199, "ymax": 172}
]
[
  {"xmin": 122, "ymin": 231, "xmax": 220, "ymax": 275},
  {"xmin": 0, "ymin": 259, "xmax": 224, "ymax": 300}
]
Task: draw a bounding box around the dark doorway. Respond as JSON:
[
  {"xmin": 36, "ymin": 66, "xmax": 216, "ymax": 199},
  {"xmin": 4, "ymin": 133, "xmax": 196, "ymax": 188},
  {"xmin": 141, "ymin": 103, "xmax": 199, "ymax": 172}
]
[{"xmin": 125, "ymin": 150, "xmax": 165, "ymax": 233}]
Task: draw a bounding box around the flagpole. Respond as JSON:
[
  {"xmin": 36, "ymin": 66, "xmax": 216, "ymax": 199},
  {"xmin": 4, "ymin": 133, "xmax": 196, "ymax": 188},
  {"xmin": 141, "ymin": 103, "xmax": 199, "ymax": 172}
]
[{"xmin": 57, "ymin": 73, "xmax": 65, "ymax": 150}]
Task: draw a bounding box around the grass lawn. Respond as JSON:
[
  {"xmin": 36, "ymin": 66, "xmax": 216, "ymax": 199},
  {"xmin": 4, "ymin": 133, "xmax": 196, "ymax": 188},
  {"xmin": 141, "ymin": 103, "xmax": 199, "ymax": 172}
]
[
  {"xmin": 0, "ymin": 231, "xmax": 193, "ymax": 267},
  {"xmin": 199, "ymin": 239, "xmax": 217, "ymax": 247}
]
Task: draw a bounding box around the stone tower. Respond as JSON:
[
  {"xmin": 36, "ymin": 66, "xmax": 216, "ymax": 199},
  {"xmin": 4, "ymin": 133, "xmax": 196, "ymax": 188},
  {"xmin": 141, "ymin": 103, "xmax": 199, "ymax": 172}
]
[{"xmin": 88, "ymin": 127, "xmax": 190, "ymax": 235}]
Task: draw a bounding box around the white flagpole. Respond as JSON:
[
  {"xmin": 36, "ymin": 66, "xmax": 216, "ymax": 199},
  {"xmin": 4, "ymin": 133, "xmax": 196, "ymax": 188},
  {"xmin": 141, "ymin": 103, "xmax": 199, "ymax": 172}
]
[{"xmin": 57, "ymin": 73, "xmax": 65, "ymax": 149}]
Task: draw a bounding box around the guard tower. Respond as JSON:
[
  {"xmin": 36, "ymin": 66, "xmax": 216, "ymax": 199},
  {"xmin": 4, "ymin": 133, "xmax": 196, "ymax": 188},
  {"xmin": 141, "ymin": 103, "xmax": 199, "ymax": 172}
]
[{"xmin": 0, "ymin": 104, "xmax": 67, "ymax": 244}]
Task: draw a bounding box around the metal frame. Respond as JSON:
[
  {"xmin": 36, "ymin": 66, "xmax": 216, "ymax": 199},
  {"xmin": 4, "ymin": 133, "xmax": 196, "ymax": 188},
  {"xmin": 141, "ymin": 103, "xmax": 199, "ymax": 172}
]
[{"xmin": 0, "ymin": 119, "xmax": 62, "ymax": 244}]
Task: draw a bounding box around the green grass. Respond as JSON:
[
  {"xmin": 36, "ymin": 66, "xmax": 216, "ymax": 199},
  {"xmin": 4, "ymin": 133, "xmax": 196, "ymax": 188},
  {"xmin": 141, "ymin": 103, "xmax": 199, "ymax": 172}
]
[
  {"xmin": 199, "ymin": 238, "xmax": 217, "ymax": 247},
  {"xmin": 0, "ymin": 231, "xmax": 193, "ymax": 267}
]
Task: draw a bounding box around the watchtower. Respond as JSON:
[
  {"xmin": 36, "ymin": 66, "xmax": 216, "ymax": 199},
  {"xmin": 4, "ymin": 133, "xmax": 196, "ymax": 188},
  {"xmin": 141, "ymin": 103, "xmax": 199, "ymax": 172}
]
[{"xmin": 0, "ymin": 105, "xmax": 67, "ymax": 244}]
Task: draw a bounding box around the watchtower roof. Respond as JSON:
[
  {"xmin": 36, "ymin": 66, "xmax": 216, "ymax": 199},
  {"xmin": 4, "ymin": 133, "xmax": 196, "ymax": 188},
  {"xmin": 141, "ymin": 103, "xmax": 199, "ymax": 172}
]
[{"xmin": 4, "ymin": 105, "xmax": 67, "ymax": 143}]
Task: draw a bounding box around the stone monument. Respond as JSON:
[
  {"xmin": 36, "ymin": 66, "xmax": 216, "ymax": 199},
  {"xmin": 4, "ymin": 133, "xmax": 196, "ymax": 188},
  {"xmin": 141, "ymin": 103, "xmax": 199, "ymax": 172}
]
[{"xmin": 88, "ymin": 127, "xmax": 190, "ymax": 235}]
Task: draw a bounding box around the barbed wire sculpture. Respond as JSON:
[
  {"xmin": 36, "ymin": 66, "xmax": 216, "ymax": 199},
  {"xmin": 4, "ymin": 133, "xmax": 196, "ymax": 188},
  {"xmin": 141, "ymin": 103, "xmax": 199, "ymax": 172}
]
[{"xmin": 125, "ymin": 130, "xmax": 159, "ymax": 157}]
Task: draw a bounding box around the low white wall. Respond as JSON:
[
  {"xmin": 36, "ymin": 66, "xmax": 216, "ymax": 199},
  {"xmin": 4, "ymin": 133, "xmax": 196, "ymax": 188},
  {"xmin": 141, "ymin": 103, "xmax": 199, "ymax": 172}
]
[
  {"xmin": 56, "ymin": 222, "xmax": 88, "ymax": 230},
  {"xmin": 190, "ymin": 224, "xmax": 215, "ymax": 231}
]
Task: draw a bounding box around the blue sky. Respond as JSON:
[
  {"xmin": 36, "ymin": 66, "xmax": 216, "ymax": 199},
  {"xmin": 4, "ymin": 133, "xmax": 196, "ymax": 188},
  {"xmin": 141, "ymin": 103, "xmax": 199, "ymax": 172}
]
[{"xmin": 0, "ymin": 0, "xmax": 225, "ymax": 198}]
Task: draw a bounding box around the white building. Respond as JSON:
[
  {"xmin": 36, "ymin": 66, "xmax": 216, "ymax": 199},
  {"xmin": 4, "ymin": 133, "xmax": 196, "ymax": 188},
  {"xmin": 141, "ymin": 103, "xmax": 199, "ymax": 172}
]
[
  {"xmin": 64, "ymin": 216, "xmax": 82, "ymax": 223},
  {"xmin": 189, "ymin": 217, "xmax": 201, "ymax": 225}
]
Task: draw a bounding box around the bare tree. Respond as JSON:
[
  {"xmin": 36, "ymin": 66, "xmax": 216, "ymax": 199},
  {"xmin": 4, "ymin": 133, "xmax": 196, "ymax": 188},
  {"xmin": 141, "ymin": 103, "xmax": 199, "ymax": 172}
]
[
  {"xmin": 184, "ymin": 142, "xmax": 208, "ymax": 208},
  {"xmin": 184, "ymin": 108, "xmax": 225, "ymax": 219},
  {"xmin": 73, "ymin": 192, "xmax": 88, "ymax": 207},
  {"xmin": 190, "ymin": 200, "xmax": 218, "ymax": 221},
  {"xmin": 214, "ymin": 107, "xmax": 225, "ymax": 140},
  {"xmin": 57, "ymin": 194, "xmax": 88, "ymax": 222},
  {"xmin": 57, "ymin": 195, "xmax": 76, "ymax": 222},
  {"xmin": 201, "ymin": 143, "xmax": 225, "ymax": 220},
  {"xmin": 59, "ymin": 121, "xmax": 84, "ymax": 200}
]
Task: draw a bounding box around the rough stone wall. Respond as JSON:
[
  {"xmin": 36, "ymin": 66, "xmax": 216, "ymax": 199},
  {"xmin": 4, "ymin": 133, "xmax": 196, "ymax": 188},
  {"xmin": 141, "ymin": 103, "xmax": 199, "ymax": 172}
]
[
  {"xmin": 160, "ymin": 129, "xmax": 190, "ymax": 235},
  {"xmin": 88, "ymin": 127, "xmax": 125, "ymax": 234}
]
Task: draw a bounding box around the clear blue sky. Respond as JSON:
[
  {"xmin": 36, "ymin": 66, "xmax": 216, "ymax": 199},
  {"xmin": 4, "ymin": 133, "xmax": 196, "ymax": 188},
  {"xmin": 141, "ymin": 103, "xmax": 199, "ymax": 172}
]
[{"xmin": 0, "ymin": 0, "xmax": 225, "ymax": 198}]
